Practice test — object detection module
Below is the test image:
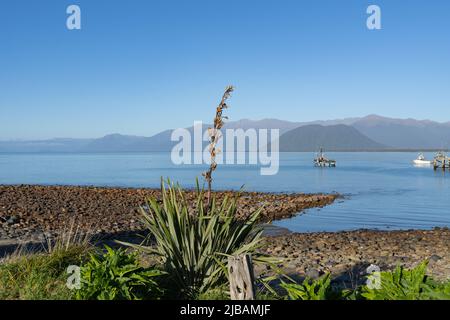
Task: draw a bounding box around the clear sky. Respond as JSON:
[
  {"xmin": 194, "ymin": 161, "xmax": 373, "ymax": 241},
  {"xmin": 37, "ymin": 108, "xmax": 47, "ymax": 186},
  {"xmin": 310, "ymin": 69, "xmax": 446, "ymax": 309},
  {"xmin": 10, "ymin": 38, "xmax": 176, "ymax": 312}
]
[{"xmin": 1, "ymin": 0, "xmax": 449, "ymax": 139}]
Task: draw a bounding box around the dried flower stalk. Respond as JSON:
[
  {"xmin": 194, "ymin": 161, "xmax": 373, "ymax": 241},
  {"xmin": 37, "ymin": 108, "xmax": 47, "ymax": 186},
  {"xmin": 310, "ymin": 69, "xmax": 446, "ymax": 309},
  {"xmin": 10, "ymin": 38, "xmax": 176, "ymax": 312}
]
[{"xmin": 203, "ymin": 85, "xmax": 234, "ymax": 212}]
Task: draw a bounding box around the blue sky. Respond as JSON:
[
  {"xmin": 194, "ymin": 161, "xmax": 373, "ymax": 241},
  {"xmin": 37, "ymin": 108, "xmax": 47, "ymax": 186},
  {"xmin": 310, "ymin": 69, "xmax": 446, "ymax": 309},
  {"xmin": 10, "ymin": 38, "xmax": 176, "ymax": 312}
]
[{"xmin": 1, "ymin": 0, "xmax": 449, "ymax": 139}]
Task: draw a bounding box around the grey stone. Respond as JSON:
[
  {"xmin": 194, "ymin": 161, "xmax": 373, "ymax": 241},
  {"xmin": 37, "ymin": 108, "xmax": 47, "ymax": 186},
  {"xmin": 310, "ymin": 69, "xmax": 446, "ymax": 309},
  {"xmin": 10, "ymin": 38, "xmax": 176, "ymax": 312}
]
[
  {"xmin": 6, "ymin": 216, "xmax": 18, "ymax": 225},
  {"xmin": 429, "ymin": 254, "xmax": 442, "ymax": 263},
  {"xmin": 305, "ymin": 269, "xmax": 320, "ymax": 279}
]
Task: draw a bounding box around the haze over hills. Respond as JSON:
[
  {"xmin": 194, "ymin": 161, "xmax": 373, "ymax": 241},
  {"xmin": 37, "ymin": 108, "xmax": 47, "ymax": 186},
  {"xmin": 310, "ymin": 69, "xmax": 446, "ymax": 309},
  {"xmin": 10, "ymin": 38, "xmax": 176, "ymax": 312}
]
[
  {"xmin": 1, "ymin": 115, "xmax": 450, "ymax": 152},
  {"xmin": 0, "ymin": 138, "xmax": 91, "ymax": 153},
  {"xmin": 352, "ymin": 115, "xmax": 450, "ymax": 149}
]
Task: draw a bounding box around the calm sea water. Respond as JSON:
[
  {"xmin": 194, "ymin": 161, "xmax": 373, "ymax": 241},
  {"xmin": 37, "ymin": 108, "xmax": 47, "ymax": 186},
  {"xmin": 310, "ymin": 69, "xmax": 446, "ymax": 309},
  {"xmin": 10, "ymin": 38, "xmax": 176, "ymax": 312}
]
[{"xmin": 0, "ymin": 152, "xmax": 449, "ymax": 232}]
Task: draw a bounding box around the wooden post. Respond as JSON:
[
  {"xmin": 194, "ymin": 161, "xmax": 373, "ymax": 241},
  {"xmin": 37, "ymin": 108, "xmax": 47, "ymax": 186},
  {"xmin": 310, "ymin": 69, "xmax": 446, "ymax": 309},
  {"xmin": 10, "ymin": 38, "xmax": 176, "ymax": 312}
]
[{"xmin": 228, "ymin": 254, "xmax": 256, "ymax": 300}]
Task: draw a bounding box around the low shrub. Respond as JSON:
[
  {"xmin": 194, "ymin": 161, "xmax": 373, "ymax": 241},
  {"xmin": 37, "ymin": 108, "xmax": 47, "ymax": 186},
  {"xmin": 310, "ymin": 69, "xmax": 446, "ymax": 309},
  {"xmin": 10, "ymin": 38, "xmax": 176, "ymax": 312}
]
[
  {"xmin": 281, "ymin": 273, "xmax": 343, "ymax": 300},
  {"xmin": 360, "ymin": 261, "xmax": 450, "ymax": 300},
  {"xmin": 281, "ymin": 261, "xmax": 450, "ymax": 300},
  {"xmin": 75, "ymin": 245, "xmax": 164, "ymax": 300}
]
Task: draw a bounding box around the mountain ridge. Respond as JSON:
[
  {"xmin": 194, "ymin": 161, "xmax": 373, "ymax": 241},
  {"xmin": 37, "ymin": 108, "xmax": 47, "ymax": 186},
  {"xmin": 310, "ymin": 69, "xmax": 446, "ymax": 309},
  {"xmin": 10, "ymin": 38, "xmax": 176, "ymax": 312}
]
[
  {"xmin": 1, "ymin": 115, "xmax": 450, "ymax": 152},
  {"xmin": 278, "ymin": 124, "xmax": 385, "ymax": 152}
]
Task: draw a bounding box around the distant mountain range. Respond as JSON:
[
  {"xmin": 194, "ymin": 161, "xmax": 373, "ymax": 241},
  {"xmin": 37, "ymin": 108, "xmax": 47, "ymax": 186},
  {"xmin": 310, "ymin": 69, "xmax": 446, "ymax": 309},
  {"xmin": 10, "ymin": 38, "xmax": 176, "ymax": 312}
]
[
  {"xmin": 352, "ymin": 115, "xmax": 450, "ymax": 149},
  {"xmin": 278, "ymin": 124, "xmax": 385, "ymax": 151},
  {"xmin": 1, "ymin": 115, "xmax": 450, "ymax": 152}
]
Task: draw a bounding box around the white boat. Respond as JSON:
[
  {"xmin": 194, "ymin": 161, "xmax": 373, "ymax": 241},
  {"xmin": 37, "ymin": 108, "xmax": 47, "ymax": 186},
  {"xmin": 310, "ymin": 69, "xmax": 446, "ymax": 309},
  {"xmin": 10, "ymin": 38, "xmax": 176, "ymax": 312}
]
[
  {"xmin": 314, "ymin": 148, "xmax": 336, "ymax": 167},
  {"xmin": 413, "ymin": 153, "xmax": 431, "ymax": 165}
]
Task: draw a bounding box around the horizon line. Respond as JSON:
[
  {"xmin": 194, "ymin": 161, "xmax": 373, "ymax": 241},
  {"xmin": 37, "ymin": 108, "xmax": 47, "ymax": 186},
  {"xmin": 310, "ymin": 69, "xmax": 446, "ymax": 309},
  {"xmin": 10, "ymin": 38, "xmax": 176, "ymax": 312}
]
[{"xmin": 2, "ymin": 113, "xmax": 450, "ymax": 141}]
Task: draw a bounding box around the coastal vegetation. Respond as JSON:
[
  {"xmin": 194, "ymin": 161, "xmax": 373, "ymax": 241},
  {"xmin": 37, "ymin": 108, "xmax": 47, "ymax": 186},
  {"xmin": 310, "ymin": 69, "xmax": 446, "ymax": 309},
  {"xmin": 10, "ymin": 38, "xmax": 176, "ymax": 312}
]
[
  {"xmin": 359, "ymin": 261, "xmax": 450, "ymax": 300},
  {"xmin": 1, "ymin": 240, "xmax": 449, "ymax": 300},
  {"xmin": 281, "ymin": 261, "xmax": 450, "ymax": 300},
  {"xmin": 75, "ymin": 245, "xmax": 164, "ymax": 300},
  {"xmin": 0, "ymin": 238, "xmax": 89, "ymax": 300}
]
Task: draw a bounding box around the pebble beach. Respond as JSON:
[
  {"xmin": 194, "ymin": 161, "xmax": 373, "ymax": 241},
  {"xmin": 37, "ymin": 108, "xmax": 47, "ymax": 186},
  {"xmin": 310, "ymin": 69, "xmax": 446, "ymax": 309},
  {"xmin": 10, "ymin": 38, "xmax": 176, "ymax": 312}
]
[
  {"xmin": 0, "ymin": 185, "xmax": 448, "ymax": 281},
  {"xmin": 0, "ymin": 185, "xmax": 337, "ymax": 241}
]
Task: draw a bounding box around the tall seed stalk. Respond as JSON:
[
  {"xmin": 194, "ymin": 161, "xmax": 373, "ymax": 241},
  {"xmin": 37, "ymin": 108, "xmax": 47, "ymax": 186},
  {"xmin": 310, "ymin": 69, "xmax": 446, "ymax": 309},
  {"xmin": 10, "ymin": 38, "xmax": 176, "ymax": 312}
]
[{"xmin": 203, "ymin": 85, "xmax": 234, "ymax": 212}]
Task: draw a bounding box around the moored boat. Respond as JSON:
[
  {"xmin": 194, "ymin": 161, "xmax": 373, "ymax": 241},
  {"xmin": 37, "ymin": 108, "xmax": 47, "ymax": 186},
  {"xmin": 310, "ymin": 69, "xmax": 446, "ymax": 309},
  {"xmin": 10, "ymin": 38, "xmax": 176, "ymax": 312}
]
[
  {"xmin": 413, "ymin": 153, "xmax": 431, "ymax": 165},
  {"xmin": 314, "ymin": 148, "xmax": 336, "ymax": 167}
]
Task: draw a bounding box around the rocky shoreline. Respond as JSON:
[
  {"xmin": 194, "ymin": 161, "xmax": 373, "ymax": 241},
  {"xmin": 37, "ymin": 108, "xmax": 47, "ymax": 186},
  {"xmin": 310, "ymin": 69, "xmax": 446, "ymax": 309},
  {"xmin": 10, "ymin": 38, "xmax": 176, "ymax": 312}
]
[
  {"xmin": 261, "ymin": 228, "xmax": 450, "ymax": 283},
  {"xmin": 0, "ymin": 185, "xmax": 337, "ymax": 242},
  {"xmin": 1, "ymin": 185, "xmax": 448, "ymax": 282}
]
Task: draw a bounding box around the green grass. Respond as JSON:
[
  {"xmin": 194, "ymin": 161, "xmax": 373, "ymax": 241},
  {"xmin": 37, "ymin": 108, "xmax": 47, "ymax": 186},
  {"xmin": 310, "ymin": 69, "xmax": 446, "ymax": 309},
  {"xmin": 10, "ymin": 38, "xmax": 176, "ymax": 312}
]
[{"xmin": 0, "ymin": 244, "xmax": 89, "ymax": 300}]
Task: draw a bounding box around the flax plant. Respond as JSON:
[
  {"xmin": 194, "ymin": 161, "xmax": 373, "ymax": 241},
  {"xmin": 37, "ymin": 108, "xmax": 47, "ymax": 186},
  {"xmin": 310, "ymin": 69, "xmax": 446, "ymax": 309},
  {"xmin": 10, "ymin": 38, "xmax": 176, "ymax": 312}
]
[
  {"xmin": 203, "ymin": 85, "xmax": 234, "ymax": 212},
  {"xmin": 119, "ymin": 179, "xmax": 269, "ymax": 299}
]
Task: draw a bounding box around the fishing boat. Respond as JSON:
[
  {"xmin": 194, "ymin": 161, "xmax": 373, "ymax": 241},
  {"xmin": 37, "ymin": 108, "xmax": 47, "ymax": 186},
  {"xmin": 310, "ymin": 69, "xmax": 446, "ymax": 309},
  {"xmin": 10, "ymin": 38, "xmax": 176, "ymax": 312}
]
[
  {"xmin": 412, "ymin": 153, "xmax": 431, "ymax": 165},
  {"xmin": 314, "ymin": 148, "xmax": 336, "ymax": 167}
]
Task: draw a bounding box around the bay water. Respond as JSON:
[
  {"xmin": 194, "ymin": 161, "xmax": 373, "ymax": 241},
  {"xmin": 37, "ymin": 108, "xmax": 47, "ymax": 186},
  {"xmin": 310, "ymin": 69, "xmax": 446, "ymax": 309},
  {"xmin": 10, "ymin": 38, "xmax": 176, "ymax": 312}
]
[{"xmin": 0, "ymin": 152, "xmax": 448, "ymax": 232}]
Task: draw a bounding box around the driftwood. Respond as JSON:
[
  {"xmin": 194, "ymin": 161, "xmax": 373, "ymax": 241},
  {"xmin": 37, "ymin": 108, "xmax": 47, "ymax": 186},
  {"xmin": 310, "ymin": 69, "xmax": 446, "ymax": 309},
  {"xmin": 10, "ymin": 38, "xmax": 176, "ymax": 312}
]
[{"xmin": 228, "ymin": 254, "xmax": 256, "ymax": 300}]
